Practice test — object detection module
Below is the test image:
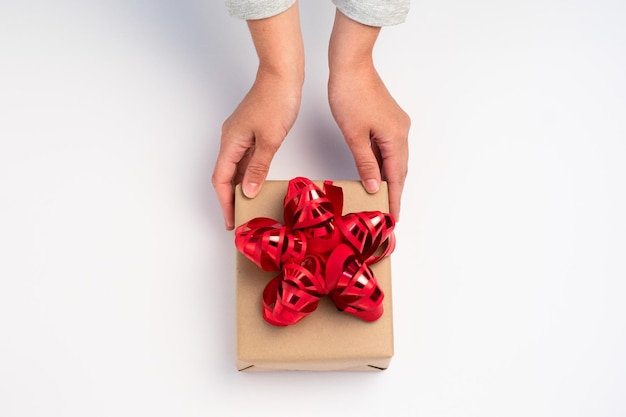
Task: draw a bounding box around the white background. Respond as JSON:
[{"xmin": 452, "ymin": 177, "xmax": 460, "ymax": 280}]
[{"xmin": 1, "ymin": 0, "xmax": 625, "ymax": 416}]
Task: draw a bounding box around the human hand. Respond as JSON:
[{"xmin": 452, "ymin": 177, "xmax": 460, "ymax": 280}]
[
  {"xmin": 212, "ymin": 72, "xmax": 302, "ymax": 229},
  {"xmin": 212, "ymin": 4, "xmax": 304, "ymax": 230},
  {"xmin": 328, "ymin": 10, "xmax": 410, "ymax": 221}
]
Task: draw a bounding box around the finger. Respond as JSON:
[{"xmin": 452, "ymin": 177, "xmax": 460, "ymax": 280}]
[
  {"xmin": 212, "ymin": 140, "xmax": 249, "ymax": 230},
  {"xmin": 385, "ymin": 176, "xmax": 404, "ymax": 222},
  {"xmin": 241, "ymin": 139, "xmax": 279, "ymax": 198},
  {"xmin": 212, "ymin": 160, "xmax": 236, "ymax": 230},
  {"xmin": 380, "ymin": 143, "xmax": 408, "ymax": 222},
  {"xmin": 346, "ymin": 134, "xmax": 382, "ymax": 194},
  {"xmin": 234, "ymin": 147, "xmax": 253, "ymax": 186}
]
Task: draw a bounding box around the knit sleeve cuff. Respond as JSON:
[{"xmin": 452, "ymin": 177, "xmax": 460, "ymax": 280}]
[
  {"xmin": 225, "ymin": 0, "xmax": 297, "ymax": 21},
  {"xmin": 331, "ymin": 0, "xmax": 410, "ymax": 27}
]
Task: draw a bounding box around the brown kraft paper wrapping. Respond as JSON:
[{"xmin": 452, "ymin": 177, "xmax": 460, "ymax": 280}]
[{"xmin": 234, "ymin": 180, "xmax": 394, "ymax": 372}]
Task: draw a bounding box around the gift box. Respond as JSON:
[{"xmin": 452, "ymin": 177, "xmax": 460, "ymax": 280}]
[{"xmin": 234, "ymin": 179, "xmax": 394, "ymax": 371}]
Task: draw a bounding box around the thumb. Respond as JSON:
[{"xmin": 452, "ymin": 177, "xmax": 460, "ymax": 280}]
[
  {"xmin": 241, "ymin": 143, "xmax": 277, "ymax": 198},
  {"xmin": 348, "ymin": 138, "xmax": 382, "ymax": 194}
]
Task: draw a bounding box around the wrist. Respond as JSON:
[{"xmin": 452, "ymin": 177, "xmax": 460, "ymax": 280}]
[
  {"xmin": 328, "ymin": 9, "xmax": 380, "ymax": 76},
  {"xmin": 255, "ymin": 64, "xmax": 304, "ymax": 102},
  {"xmin": 248, "ymin": 3, "xmax": 305, "ymax": 87},
  {"xmin": 257, "ymin": 58, "xmax": 304, "ymax": 87}
]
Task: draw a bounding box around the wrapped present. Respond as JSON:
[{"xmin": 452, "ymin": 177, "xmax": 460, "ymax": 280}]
[{"xmin": 234, "ymin": 178, "xmax": 395, "ymax": 371}]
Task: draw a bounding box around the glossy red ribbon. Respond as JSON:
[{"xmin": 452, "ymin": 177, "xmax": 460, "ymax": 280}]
[{"xmin": 235, "ymin": 177, "xmax": 395, "ymax": 326}]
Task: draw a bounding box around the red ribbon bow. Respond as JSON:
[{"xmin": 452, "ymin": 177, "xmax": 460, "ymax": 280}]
[{"xmin": 235, "ymin": 177, "xmax": 395, "ymax": 326}]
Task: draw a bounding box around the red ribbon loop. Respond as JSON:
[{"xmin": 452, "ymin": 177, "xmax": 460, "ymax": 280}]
[
  {"xmin": 235, "ymin": 177, "xmax": 395, "ymax": 326},
  {"xmin": 235, "ymin": 217, "xmax": 307, "ymax": 271}
]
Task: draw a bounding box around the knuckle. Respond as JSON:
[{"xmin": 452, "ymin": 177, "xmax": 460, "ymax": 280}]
[
  {"xmin": 246, "ymin": 160, "xmax": 270, "ymax": 179},
  {"xmin": 258, "ymin": 140, "xmax": 281, "ymax": 154},
  {"xmin": 397, "ymin": 120, "xmax": 411, "ymax": 138},
  {"xmin": 255, "ymin": 132, "xmax": 284, "ymax": 153},
  {"xmin": 211, "ymin": 172, "xmax": 228, "ymax": 190},
  {"xmin": 211, "ymin": 172, "xmax": 224, "ymax": 187},
  {"xmin": 220, "ymin": 118, "xmax": 234, "ymax": 138},
  {"xmin": 402, "ymin": 111, "xmax": 411, "ymax": 128},
  {"xmin": 356, "ymin": 158, "xmax": 380, "ymax": 174},
  {"xmin": 343, "ymin": 131, "xmax": 364, "ymax": 148},
  {"xmin": 400, "ymin": 169, "xmax": 409, "ymax": 184},
  {"xmin": 392, "ymin": 112, "xmax": 411, "ymax": 137}
]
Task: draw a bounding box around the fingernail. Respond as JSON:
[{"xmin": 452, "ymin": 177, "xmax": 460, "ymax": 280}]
[
  {"xmin": 364, "ymin": 179, "xmax": 379, "ymax": 193},
  {"xmin": 243, "ymin": 182, "xmax": 259, "ymax": 198}
]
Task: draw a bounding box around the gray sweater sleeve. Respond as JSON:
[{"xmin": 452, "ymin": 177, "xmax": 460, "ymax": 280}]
[
  {"xmin": 332, "ymin": 0, "xmax": 410, "ymax": 26},
  {"xmin": 225, "ymin": 0, "xmax": 410, "ymax": 27},
  {"xmin": 225, "ymin": 0, "xmax": 296, "ymax": 21}
]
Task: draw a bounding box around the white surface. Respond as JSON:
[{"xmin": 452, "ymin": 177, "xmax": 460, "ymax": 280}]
[{"xmin": 1, "ymin": 1, "xmax": 625, "ymax": 416}]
